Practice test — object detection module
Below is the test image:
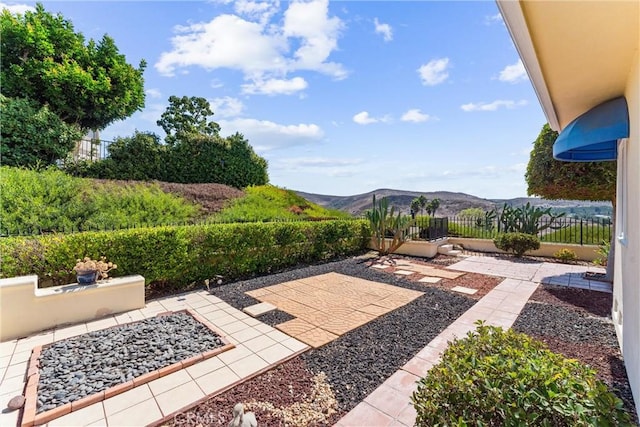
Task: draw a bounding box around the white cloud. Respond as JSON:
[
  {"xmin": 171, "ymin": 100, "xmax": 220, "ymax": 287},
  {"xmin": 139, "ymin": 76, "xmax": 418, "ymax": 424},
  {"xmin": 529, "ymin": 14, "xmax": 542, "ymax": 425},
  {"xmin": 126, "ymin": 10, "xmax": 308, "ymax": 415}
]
[
  {"xmin": 242, "ymin": 76, "xmax": 308, "ymax": 95},
  {"xmin": 233, "ymin": 0, "xmax": 279, "ymax": 24},
  {"xmin": 460, "ymin": 99, "xmax": 528, "ymax": 112},
  {"xmin": 219, "ymin": 118, "xmax": 323, "ymax": 152},
  {"xmin": 374, "ymin": 17, "xmax": 392, "ymax": 42},
  {"xmin": 208, "ymin": 97, "xmax": 245, "ymax": 118},
  {"xmin": 156, "ymin": 14, "xmax": 288, "ymax": 77},
  {"xmin": 156, "ymin": 0, "xmax": 346, "ymax": 90},
  {"xmin": 353, "ymin": 111, "xmax": 390, "ymax": 125},
  {"xmin": 401, "ymin": 109, "xmax": 433, "ymax": 123},
  {"xmin": 417, "ymin": 58, "xmax": 450, "ymax": 86},
  {"xmin": 0, "ymin": 2, "xmax": 35, "ymax": 14},
  {"xmin": 210, "ymin": 79, "xmax": 224, "ymax": 89},
  {"xmin": 498, "ymin": 59, "xmax": 528, "ymax": 83},
  {"xmin": 277, "ymin": 157, "xmax": 362, "ymax": 168},
  {"xmin": 145, "ymin": 88, "xmax": 162, "ymax": 99},
  {"xmin": 282, "ymin": 0, "xmax": 346, "ymax": 79},
  {"xmin": 484, "ymin": 13, "xmax": 503, "ymax": 25}
]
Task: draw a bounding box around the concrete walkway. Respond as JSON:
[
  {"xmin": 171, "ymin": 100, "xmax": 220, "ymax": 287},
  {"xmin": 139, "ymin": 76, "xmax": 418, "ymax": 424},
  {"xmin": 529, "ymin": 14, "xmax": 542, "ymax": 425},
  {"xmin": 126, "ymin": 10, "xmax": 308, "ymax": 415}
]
[{"xmin": 336, "ymin": 255, "xmax": 606, "ymax": 426}]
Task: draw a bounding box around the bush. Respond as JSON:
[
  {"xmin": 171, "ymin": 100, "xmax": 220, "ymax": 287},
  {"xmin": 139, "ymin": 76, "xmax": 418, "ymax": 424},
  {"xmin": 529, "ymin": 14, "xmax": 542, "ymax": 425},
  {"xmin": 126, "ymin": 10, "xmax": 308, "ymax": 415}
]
[
  {"xmin": 554, "ymin": 248, "xmax": 578, "ymax": 263},
  {"xmin": 0, "ymin": 220, "xmax": 368, "ymax": 289},
  {"xmin": 412, "ymin": 322, "xmax": 631, "ymax": 426},
  {"xmin": 494, "ymin": 232, "xmax": 540, "ymax": 257},
  {"xmin": 0, "ymin": 95, "xmax": 83, "ymax": 167},
  {"xmin": 65, "ymin": 131, "xmax": 269, "ymax": 188}
]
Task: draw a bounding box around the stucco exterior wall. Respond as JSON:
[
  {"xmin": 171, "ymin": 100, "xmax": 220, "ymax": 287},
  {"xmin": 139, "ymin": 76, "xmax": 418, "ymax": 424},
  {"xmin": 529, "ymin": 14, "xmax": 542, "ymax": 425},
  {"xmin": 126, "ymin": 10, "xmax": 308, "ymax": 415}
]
[
  {"xmin": 0, "ymin": 275, "xmax": 145, "ymax": 341},
  {"xmin": 616, "ymin": 48, "xmax": 640, "ymax": 415}
]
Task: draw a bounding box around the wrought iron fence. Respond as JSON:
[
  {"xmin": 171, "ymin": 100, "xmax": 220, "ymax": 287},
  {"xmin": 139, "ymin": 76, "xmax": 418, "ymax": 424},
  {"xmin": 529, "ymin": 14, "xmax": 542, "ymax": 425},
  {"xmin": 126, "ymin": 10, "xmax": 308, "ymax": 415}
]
[{"xmin": 446, "ymin": 216, "xmax": 612, "ymax": 246}]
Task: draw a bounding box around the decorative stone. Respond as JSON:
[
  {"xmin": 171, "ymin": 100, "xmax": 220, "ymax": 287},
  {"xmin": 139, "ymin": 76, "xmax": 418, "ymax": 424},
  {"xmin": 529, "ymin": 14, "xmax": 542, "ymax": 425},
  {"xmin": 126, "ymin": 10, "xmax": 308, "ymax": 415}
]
[
  {"xmin": 7, "ymin": 395, "xmax": 25, "ymax": 411},
  {"xmin": 229, "ymin": 403, "xmax": 258, "ymax": 427}
]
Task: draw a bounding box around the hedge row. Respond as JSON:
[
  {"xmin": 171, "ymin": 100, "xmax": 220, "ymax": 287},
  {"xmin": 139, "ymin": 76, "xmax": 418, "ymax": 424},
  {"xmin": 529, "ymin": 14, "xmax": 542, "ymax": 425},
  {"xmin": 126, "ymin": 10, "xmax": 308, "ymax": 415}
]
[{"xmin": 0, "ymin": 220, "xmax": 369, "ymax": 290}]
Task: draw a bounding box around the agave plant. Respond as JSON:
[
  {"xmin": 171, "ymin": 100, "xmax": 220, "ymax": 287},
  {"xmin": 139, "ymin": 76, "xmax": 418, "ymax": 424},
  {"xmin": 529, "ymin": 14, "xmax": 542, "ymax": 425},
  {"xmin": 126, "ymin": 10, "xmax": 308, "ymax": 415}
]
[{"xmin": 365, "ymin": 195, "xmax": 415, "ymax": 255}]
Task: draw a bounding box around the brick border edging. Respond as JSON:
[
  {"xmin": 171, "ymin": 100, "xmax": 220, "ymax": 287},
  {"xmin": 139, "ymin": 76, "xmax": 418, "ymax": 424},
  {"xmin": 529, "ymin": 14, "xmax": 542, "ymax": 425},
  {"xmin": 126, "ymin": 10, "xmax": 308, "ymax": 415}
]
[
  {"xmin": 146, "ymin": 346, "xmax": 310, "ymax": 427},
  {"xmin": 19, "ymin": 309, "xmax": 235, "ymax": 427}
]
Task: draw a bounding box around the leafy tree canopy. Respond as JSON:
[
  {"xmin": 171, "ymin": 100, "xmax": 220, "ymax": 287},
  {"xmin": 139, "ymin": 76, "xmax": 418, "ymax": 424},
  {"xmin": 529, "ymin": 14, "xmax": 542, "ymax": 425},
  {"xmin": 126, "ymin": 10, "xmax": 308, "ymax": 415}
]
[
  {"xmin": 0, "ymin": 95, "xmax": 83, "ymax": 167},
  {"xmin": 157, "ymin": 96, "xmax": 221, "ymax": 145},
  {"xmin": 0, "ymin": 3, "xmax": 146, "ymax": 130},
  {"xmin": 525, "ymin": 124, "xmax": 616, "ymax": 202}
]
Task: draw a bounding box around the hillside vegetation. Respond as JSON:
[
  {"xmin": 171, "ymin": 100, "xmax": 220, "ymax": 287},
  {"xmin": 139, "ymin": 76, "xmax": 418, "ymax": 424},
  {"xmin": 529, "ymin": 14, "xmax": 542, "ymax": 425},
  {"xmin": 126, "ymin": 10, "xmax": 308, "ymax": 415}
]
[
  {"xmin": 212, "ymin": 185, "xmax": 351, "ymax": 222},
  {"xmin": 0, "ymin": 167, "xmax": 349, "ymax": 234}
]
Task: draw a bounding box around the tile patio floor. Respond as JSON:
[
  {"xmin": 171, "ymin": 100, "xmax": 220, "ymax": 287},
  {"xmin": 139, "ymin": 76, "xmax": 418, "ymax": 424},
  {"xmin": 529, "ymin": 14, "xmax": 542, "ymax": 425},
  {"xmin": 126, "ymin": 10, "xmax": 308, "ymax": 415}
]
[
  {"xmin": 246, "ymin": 272, "xmax": 424, "ymax": 348},
  {"xmin": 0, "ymin": 292, "xmax": 308, "ymax": 427},
  {"xmin": 0, "ymin": 255, "xmax": 610, "ymax": 427}
]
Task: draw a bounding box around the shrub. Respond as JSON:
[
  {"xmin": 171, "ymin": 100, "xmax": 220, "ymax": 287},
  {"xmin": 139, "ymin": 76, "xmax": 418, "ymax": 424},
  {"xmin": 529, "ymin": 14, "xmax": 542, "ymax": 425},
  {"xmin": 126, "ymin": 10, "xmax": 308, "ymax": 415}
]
[
  {"xmin": 412, "ymin": 322, "xmax": 631, "ymax": 426},
  {"xmin": 0, "ymin": 95, "xmax": 83, "ymax": 167},
  {"xmin": 65, "ymin": 131, "xmax": 269, "ymax": 188},
  {"xmin": 494, "ymin": 232, "xmax": 540, "ymax": 257},
  {"xmin": 554, "ymin": 248, "xmax": 578, "ymax": 263},
  {"xmin": 0, "ymin": 220, "xmax": 368, "ymax": 289}
]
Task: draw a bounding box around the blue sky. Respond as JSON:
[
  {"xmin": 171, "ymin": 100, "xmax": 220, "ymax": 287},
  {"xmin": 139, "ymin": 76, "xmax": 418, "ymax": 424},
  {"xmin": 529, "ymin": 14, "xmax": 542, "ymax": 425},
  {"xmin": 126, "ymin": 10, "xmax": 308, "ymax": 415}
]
[{"xmin": 3, "ymin": 1, "xmax": 548, "ymax": 199}]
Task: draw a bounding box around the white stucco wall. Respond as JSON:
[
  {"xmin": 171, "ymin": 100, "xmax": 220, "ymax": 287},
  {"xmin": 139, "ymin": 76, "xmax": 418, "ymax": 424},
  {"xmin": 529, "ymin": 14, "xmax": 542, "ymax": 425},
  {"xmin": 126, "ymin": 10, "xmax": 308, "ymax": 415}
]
[{"xmin": 616, "ymin": 48, "xmax": 639, "ymax": 416}]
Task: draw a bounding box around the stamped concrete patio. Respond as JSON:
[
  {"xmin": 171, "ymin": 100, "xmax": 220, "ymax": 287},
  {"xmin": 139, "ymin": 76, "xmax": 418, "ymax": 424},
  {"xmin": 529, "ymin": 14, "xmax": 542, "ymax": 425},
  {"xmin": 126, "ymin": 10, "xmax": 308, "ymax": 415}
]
[{"xmin": 0, "ymin": 255, "xmax": 609, "ymax": 426}]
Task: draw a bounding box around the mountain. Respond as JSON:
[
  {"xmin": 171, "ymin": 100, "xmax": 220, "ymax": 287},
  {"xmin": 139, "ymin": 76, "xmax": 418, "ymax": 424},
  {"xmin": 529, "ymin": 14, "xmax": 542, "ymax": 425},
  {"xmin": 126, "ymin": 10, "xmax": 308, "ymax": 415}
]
[{"xmin": 294, "ymin": 189, "xmax": 612, "ymax": 217}]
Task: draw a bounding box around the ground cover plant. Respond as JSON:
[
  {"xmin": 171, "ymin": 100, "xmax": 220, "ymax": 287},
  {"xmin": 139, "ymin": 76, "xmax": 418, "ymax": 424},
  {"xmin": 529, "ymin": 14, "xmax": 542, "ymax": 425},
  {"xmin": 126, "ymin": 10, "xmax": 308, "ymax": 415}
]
[
  {"xmin": 212, "ymin": 185, "xmax": 350, "ymax": 222},
  {"xmin": 0, "ymin": 167, "xmax": 200, "ymax": 233}
]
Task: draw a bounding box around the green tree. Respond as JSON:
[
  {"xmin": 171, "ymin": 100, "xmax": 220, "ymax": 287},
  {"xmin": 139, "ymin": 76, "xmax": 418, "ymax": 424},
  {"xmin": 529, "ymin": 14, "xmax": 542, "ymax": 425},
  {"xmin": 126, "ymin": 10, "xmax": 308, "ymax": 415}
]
[
  {"xmin": 0, "ymin": 4, "xmax": 146, "ymax": 130},
  {"xmin": 526, "ymin": 124, "xmax": 616, "ymax": 202},
  {"xmin": 157, "ymin": 96, "xmax": 221, "ymax": 145},
  {"xmin": 526, "ymin": 123, "xmax": 616, "ymax": 279},
  {"xmin": 426, "ymin": 198, "xmax": 440, "ymax": 216},
  {"xmin": 0, "ymin": 95, "xmax": 83, "ymax": 167}
]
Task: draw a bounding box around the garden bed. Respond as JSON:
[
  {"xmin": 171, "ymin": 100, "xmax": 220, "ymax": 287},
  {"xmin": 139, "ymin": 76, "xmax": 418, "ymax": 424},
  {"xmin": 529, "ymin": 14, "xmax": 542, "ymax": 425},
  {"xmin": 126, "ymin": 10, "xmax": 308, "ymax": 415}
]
[
  {"xmin": 157, "ymin": 254, "xmax": 636, "ymax": 426},
  {"xmin": 512, "ymin": 285, "xmax": 637, "ymax": 423}
]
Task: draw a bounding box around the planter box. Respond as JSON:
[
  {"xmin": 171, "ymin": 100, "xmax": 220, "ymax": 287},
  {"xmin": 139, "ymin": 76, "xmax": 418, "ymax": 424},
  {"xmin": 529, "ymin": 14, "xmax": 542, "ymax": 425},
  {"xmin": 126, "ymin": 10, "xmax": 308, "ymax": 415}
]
[
  {"xmin": 448, "ymin": 237, "xmax": 601, "ymax": 262},
  {"xmin": 368, "ymin": 237, "xmax": 447, "ymax": 258},
  {"xmin": 0, "ymin": 275, "xmax": 145, "ymax": 342}
]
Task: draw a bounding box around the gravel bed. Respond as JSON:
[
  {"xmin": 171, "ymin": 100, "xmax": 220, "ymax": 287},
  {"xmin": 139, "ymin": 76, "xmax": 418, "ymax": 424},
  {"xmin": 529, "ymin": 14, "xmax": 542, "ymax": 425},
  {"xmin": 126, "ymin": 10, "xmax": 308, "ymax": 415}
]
[
  {"xmin": 37, "ymin": 312, "xmax": 225, "ymax": 413},
  {"xmin": 255, "ymin": 309, "xmax": 295, "ymax": 327},
  {"xmin": 208, "ymin": 255, "xmax": 475, "ymax": 410},
  {"xmin": 512, "ymin": 287, "xmax": 638, "ymax": 423}
]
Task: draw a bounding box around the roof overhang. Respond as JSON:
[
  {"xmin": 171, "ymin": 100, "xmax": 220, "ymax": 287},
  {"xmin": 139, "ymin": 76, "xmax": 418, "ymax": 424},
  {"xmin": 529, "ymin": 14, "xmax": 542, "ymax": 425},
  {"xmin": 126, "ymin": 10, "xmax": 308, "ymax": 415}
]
[{"xmin": 497, "ymin": 0, "xmax": 639, "ymax": 132}]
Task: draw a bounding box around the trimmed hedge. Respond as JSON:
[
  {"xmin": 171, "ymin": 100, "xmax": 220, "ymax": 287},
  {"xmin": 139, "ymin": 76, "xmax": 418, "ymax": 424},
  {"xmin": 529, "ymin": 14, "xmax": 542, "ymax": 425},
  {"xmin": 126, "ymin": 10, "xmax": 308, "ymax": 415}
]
[{"xmin": 0, "ymin": 220, "xmax": 369, "ymax": 289}]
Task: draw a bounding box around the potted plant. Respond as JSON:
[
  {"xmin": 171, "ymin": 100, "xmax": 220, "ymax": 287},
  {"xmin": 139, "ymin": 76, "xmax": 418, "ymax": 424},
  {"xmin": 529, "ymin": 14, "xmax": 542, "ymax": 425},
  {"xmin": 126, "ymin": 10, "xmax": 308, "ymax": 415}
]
[{"xmin": 73, "ymin": 256, "xmax": 117, "ymax": 284}]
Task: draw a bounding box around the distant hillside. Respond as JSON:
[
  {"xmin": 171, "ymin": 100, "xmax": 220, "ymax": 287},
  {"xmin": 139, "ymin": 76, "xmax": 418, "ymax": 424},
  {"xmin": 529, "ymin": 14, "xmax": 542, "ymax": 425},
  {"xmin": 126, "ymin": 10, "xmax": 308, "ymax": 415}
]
[{"xmin": 295, "ymin": 189, "xmax": 612, "ymax": 217}]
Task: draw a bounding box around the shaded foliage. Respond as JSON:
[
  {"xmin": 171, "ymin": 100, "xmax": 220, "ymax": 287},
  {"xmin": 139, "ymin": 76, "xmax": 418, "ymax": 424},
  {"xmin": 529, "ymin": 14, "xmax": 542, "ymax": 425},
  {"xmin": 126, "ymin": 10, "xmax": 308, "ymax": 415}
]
[
  {"xmin": 526, "ymin": 124, "xmax": 616, "ymax": 202},
  {"xmin": 0, "ymin": 95, "xmax": 83, "ymax": 167}
]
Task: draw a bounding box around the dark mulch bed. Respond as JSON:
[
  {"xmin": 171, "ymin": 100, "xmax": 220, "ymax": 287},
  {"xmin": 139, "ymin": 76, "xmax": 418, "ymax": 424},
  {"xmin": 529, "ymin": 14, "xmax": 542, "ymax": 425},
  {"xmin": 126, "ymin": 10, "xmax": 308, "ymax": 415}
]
[{"xmin": 512, "ymin": 286, "xmax": 637, "ymax": 424}]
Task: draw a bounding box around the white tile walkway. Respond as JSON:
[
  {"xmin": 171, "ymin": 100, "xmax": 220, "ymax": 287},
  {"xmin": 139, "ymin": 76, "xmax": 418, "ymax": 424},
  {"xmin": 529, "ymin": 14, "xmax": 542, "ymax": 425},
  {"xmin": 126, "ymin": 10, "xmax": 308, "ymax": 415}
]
[
  {"xmin": 0, "ymin": 291, "xmax": 308, "ymax": 427},
  {"xmin": 448, "ymin": 255, "xmax": 611, "ymax": 292}
]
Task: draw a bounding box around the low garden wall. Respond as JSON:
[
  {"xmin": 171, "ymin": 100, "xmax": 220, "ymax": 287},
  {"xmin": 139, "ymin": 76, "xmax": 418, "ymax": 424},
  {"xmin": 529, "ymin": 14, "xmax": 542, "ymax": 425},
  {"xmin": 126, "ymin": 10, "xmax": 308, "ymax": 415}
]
[
  {"xmin": 448, "ymin": 237, "xmax": 601, "ymax": 262},
  {"xmin": 0, "ymin": 275, "xmax": 144, "ymax": 341},
  {"xmin": 368, "ymin": 238, "xmax": 447, "ymax": 258}
]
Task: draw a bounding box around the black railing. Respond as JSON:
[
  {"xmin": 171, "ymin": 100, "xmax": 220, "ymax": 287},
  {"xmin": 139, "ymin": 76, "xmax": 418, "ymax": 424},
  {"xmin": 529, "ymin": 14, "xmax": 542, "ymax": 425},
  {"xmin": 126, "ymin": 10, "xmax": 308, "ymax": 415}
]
[{"xmin": 446, "ymin": 216, "xmax": 612, "ymax": 246}]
